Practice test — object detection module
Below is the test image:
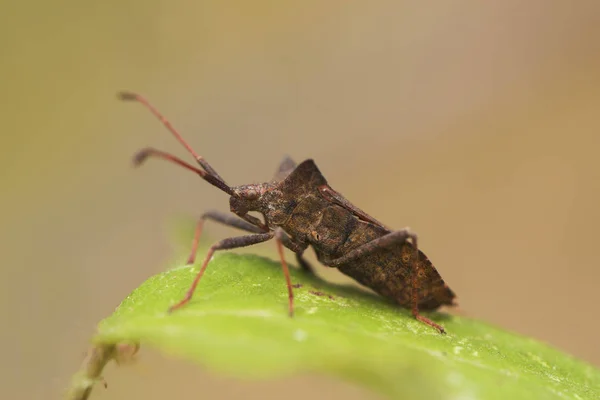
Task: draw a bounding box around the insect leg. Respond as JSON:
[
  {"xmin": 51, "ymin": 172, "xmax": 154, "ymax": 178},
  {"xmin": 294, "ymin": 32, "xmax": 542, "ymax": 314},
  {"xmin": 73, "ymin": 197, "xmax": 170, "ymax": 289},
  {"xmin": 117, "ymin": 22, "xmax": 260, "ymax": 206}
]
[
  {"xmin": 186, "ymin": 211, "xmax": 266, "ymax": 265},
  {"xmin": 326, "ymin": 228, "xmax": 446, "ymax": 334},
  {"xmin": 273, "ymin": 230, "xmax": 314, "ymax": 274},
  {"xmin": 326, "ymin": 228, "xmax": 417, "ymax": 266},
  {"xmin": 169, "ymin": 232, "xmax": 274, "ymax": 313},
  {"xmin": 412, "ymin": 273, "xmax": 446, "ymax": 334},
  {"xmin": 274, "ymin": 228, "xmax": 296, "ymax": 317},
  {"xmin": 295, "ymin": 254, "xmax": 315, "ymax": 274}
]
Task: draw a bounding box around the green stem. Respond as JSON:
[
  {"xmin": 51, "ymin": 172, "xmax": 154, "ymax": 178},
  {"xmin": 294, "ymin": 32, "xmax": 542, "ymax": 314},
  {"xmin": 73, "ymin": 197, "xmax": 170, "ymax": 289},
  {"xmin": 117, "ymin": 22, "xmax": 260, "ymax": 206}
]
[{"xmin": 66, "ymin": 344, "xmax": 115, "ymax": 400}]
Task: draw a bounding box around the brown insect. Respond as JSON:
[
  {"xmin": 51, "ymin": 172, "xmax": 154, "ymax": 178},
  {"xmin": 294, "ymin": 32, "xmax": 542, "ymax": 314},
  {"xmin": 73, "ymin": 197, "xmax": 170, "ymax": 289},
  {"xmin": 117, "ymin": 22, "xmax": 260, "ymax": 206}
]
[{"xmin": 120, "ymin": 91, "xmax": 457, "ymax": 334}]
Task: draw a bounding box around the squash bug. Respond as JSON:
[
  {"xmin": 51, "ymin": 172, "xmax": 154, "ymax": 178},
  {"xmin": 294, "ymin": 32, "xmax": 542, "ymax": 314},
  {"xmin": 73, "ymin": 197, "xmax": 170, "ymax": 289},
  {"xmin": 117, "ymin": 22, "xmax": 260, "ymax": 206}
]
[{"xmin": 120, "ymin": 91, "xmax": 457, "ymax": 333}]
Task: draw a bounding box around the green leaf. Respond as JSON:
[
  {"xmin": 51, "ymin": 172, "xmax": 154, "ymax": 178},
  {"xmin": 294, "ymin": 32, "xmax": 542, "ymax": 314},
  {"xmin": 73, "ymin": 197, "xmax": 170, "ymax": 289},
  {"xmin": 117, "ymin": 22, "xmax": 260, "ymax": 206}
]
[{"xmin": 81, "ymin": 252, "xmax": 600, "ymax": 400}]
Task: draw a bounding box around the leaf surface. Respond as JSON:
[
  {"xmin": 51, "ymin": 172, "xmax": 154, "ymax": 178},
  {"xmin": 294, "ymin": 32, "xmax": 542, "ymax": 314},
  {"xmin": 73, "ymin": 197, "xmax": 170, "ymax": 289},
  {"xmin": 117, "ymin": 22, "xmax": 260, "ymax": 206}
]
[{"xmin": 94, "ymin": 252, "xmax": 600, "ymax": 399}]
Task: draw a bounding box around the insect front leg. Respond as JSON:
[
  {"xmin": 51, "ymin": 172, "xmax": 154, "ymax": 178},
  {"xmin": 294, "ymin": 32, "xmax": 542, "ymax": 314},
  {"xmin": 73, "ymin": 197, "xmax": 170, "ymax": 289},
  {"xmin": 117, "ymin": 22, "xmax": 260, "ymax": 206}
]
[
  {"xmin": 186, "ymin": 210, "xmax": 266, "ymax": 264},
  {"xmin": 169, "ymin": 232, "xmax": 274, "ymax": 313},
  {"xmin": 326, "ymin": 228, "xmax": 446, "ymax": 334}
]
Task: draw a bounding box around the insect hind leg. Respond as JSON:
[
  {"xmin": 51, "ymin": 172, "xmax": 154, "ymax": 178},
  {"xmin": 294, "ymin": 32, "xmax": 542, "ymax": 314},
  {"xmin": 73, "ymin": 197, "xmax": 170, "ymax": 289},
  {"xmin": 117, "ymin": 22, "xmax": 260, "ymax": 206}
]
[{"xmin": 326, "ymin": 227, "xmax": 446, "ymax": 334}]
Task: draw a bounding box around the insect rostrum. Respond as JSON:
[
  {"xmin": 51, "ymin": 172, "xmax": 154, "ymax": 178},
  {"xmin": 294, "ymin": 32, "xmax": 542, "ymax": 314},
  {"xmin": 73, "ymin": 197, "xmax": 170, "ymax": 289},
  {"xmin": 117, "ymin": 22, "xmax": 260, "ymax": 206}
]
[{"xmin": 120, "ymin": 91, "xmax": 457, "ymax": 334}]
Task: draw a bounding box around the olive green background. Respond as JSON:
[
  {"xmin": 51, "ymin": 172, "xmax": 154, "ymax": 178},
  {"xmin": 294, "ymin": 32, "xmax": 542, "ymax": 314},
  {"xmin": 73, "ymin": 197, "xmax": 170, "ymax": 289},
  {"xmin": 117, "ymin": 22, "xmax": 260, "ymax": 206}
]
[{"xmin": 2, "ymin": 2, "xmax": 599, "ymax": 400}]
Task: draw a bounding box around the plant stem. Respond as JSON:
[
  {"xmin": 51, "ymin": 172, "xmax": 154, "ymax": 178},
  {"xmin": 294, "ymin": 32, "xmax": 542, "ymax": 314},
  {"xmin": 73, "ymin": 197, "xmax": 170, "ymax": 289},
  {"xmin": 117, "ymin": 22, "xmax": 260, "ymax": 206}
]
[{"xmin": 66, "ymin": 344, "xmax": 115, "ymax": 400}]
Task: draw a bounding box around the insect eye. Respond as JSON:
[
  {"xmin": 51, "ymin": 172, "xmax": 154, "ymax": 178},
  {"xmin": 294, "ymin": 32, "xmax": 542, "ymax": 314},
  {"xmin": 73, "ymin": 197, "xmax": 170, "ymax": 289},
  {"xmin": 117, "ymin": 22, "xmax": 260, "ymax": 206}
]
[{"xmin": 245, "ymin": 189, "xmax": 259, "ymax": 200}]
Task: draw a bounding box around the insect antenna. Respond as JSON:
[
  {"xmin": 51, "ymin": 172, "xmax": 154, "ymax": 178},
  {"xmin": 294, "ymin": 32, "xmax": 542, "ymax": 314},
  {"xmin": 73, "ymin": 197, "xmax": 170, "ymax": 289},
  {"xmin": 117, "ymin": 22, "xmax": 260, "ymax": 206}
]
[{"xmin": 119, "ymin": 91, "xmax": 234, "ymax": 196}]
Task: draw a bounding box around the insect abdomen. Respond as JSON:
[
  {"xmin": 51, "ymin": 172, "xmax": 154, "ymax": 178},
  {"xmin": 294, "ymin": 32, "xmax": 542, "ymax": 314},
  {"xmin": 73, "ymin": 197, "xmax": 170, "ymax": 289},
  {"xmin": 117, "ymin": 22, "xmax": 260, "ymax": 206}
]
[{"xmin": 333, "ymin": 223, "xmax": 455, "ymax": 311}]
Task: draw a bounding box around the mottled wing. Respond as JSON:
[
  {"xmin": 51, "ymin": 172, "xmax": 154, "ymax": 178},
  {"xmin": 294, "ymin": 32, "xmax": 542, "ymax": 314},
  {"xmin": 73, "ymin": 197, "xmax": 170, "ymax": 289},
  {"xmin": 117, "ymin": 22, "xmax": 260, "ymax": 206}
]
[
  {"xmin": 279, "ymin": 158, "xmax": 457, "ymax": 310},
  {"xmin": 318, "ymin": 185, "xmax": 388, "ymax": 228},
  {"xmin": 337, "ymin": 234, "xmax": 456, "ymax": 311}
]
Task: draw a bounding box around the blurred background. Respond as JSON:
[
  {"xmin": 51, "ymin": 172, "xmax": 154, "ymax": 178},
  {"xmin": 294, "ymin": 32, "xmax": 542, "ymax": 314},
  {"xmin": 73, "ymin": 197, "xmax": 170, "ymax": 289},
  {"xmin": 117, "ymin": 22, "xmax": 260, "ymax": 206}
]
[{"xmin": 2, "ymin": 1, "xmax": 600, "ymax": 399}]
